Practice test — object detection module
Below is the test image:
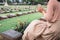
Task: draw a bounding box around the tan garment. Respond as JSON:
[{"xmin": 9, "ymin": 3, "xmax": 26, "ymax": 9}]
[
  {"xmin": 44, "ymin": 0, "xmax": 60, "ymax": 22},
  {"xmin": 22, "ymin": 20, "xmax": 60, "ymax": 40},
  {"xmin": 22, "ymin": 0, "xmax": 60, "ymax": 40}
]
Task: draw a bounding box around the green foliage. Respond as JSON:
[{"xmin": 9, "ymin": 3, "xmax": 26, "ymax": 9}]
[
  {"xmin": 23, "ymin": 0, "xmax": 46, "ymax": 2},
  {"xmin": 0, "ymin": 13, "xmax": 43, "ymax": 33},
  {"xmin": 15, "ymin": 21, "xmax": 28, "ymax": 34}
]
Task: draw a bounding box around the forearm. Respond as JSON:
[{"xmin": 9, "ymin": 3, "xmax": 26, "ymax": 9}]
[{"xmin": 42, "ymin": 10, "xmax": 46, "ymax": 15}]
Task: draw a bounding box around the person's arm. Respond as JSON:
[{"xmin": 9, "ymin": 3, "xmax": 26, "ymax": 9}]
[
  {"xmin": 38, "ymin": 1, "xmax": 55, "ymax": 21},
  {"xmin": 37, "ymin": 6, "xmax": 46, "ymax": 14},
  {"xmin": 42, "ymin": 10, "xmax": 46, "ymax": 14},
  {"xmin": 44, "ymin": 2, "xmax": 54, "ymax": 21}
]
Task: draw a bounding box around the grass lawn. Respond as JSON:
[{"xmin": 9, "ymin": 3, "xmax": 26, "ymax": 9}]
[
  {"xmin": 0, "ymin": 5, "xmax": 46, "ymax": 33},
  {"xmin": 0, "ymin": 12, "xmax": 43, "ymax": 33}
]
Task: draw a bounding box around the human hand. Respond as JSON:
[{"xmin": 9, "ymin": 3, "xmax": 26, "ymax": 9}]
[{"xmin": 37, "ymin": 4, "xmax": 44, "ymax": 13}]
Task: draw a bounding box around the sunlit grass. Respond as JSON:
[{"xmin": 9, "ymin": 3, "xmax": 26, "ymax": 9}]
[
  {"xmin": 0, "ymin": 5, "xmax": 46, "ymax": 33},
  {"xmin": 0, "ymin": 12, "xmax": 43, "ymax": 33}
]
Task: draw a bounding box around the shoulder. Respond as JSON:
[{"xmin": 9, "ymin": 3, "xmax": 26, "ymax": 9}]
[{"xmin": 47, "ymin": 0, "xmax": 57, "ymax": 7}]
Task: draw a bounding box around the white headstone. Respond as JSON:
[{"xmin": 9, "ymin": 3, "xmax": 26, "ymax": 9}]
[{"xmin": 4, "ymin": 2, "xmax": 8, "ymax": 7}]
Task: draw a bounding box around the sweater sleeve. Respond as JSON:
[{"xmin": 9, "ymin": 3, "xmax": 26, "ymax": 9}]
[{"xmin": 44, "ymin": 1, "xmax": 54, "ymax": 21}]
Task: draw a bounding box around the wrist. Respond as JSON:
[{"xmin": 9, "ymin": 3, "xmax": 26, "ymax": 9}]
[{"xmin": 42, "ymin": 10, "xmax": 46, "ymax": 14}]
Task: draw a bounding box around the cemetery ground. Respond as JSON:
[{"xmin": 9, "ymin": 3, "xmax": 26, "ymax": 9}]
[{"xmin": 0, "ymin": 5, "xmax": 46, "ymax": 33}]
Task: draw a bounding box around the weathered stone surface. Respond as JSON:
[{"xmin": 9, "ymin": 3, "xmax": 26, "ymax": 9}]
[
  {"xmin": 7, "ymin": 14, "xmax": 16, "ymax": 18},
  {"xmin": 0, "ymin": 16, "xmax": 8, "ymax": 20},
  {"xmin": 16, "ymin": 13, "xmax": 23, "ymax": 16},
  {"xmin": 1, "ymin": 30, "xmax": 22, "ymax": 40},
  {"xmin": 23, "ymin": 12, "xmax": 28, "ymax": 15}
]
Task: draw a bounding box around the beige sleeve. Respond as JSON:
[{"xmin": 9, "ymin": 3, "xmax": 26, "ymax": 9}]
[{"xmin": 44, "ymin": 1, "xmax": 55, "ymax": 21}]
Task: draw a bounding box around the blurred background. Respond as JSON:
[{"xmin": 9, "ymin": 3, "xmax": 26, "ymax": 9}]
[
  {"xmin": 0, "ymin": 0, "xmax": 49, "ymax": 40},
  {"xmin": 0, "ymin": 0, "xmax": 49, "ymax": 5}
]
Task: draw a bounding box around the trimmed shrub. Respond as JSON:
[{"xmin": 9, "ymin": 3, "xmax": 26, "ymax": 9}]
[{"xmin": 15, "ymin": 21, "xmax": 29, "ymax": 34}]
